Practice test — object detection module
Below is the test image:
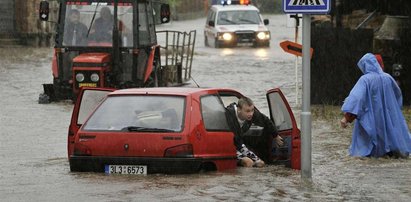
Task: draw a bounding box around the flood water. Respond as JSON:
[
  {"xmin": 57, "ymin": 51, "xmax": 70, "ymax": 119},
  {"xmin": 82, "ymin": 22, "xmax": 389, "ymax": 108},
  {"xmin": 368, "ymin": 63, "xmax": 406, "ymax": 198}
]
[{"xmin": 1, "ymin": 15, "xmax": 410, "ymax": 201}]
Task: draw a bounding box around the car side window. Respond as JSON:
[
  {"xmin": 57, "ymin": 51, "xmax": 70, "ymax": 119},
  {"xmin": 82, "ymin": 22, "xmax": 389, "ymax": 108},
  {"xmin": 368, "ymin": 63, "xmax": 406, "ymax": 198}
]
[
  {"xmin": 77, "ymin": 90, "xmax": 110, "ymax": 125},
  {"xmin": 207, "ymin": 10, "xmax": 216, "ymax": 26},
  {"xmin": 200, "ymin": 95, "xmax": 230, "ymax": 131}
]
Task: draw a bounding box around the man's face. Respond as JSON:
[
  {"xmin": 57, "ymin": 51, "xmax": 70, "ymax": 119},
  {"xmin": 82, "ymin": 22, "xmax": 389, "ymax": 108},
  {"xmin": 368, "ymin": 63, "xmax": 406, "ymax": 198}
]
[
  {"xmin": 69, "ymin": 13, "xmax": 80, "ymax": 24},
  {"xmin": 237, "ymin": 104, "xmax": 254, "ymax": 121}
]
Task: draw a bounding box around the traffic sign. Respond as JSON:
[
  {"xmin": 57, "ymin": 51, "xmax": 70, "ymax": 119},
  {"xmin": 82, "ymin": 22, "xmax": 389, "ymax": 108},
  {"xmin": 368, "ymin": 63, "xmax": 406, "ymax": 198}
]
[
  {"xmin": 280, "ymin": 40, "xmax": 313, "ymax": 58},
  {"xmin": 283, "ymin": 0, "xmax": 331, "ymax": 14}
]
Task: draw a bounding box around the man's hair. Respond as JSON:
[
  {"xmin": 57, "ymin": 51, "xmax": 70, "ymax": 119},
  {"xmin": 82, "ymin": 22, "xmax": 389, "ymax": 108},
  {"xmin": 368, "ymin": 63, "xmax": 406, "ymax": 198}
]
[{"xmin": 237, "ymin": 97, "xmax": 254, "ymax": 109}]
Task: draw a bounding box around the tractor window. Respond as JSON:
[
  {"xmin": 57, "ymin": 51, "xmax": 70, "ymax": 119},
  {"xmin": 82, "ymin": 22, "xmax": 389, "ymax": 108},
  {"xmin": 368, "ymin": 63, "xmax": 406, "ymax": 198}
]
[
  {"xmin": 118, "ymin": 5, "xmax": 133, "ymax": 47},
  {"xmin": 138, "ymin": 2, "xmax": 150, "ymax": 46},
  {"xmin": 146, "ymin": 1, "xmax": 156, "ymax": 44},
  {"xmin": 62, "ymin": 2, "xmax": 133, "ymax": 47}
]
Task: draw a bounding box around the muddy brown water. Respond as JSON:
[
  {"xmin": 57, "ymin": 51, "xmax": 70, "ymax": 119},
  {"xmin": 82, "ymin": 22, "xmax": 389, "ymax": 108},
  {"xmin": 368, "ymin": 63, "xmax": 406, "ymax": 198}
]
[{"xmin": 1, "ymin": 15, "xmax": 410, "ymax": 201}]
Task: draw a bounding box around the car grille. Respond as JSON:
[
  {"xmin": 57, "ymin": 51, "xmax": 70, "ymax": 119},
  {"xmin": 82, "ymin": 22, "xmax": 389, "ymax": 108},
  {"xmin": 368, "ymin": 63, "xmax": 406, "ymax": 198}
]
[{"xmin": 235, "ymin": 31, "xmax": 255, "ymax": 43}]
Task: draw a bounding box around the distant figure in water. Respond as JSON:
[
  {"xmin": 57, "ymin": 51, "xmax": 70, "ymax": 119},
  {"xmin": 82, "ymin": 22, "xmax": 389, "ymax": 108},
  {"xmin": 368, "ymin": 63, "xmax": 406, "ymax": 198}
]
[{"xmin": 340, "ymin": 53, "xmax": 411, "ymax": 158}]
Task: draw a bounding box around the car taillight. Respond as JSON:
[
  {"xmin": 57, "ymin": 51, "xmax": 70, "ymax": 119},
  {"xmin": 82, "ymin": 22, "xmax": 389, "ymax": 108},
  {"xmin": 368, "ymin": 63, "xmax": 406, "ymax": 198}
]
[
  {"xmin": 164, "ymin": 144, "xmax": 193, "ymax": 157},
  {"xmin": 73, "ymin": 143, "xmax": 92, "ymax": 156}
]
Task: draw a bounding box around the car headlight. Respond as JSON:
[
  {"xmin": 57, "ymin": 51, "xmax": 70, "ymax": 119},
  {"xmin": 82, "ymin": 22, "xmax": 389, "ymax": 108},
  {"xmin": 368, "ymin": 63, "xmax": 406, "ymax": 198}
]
[
  {"xmin": 90, "ymin": 73, "xmax": 100, "ymax": 82},
  {"xmin": 218, "ymin": 33, "xmax": 233, "ymax": 41},
  {"xmin": 222, "ymin": 33, "xmax": 233, "ymax": 41},
  {"xmin": 75, "ymin": 73, "xmax": 85, "ymax": 82},
  {"xmin": 257, "ymin": 32, "xmax": 270, "ymax": 40}
]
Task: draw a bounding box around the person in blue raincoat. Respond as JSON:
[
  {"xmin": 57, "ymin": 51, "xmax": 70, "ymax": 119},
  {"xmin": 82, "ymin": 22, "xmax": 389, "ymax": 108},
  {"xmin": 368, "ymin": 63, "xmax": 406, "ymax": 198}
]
[{"xmin": 340, "ymin": 53, "xmax": 411, "ymax": 158}]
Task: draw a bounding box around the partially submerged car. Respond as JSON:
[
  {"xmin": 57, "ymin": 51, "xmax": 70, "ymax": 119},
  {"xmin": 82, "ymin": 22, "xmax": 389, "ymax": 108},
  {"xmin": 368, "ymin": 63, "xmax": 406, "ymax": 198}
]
[{"xmin": 68, "ymin": 87, "xmax": 300, "ymax": 174}]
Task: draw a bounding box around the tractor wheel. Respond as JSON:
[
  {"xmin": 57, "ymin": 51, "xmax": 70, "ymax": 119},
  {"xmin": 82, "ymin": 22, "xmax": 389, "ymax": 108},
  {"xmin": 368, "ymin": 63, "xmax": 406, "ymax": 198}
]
[{"xmin": 38, "ymin": 93, "xmax": 51, "ymax": 104}]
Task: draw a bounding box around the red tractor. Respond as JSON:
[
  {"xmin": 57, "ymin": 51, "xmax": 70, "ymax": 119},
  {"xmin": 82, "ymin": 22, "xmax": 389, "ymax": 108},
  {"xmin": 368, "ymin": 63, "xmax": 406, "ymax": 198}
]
[{"xmin": 38, "ymin": 0, "xmax": 196, "ymax": 103}]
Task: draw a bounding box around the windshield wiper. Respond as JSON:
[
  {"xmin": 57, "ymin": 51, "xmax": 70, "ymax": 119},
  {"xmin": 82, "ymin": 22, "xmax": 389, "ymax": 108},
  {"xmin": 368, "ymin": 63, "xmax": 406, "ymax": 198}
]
[
  {"xmin": 87, "ymin": 2, "xmax": 100, "ymax": 37},
  {"xmin": 239, "ymin": 18, "xmax": 258, "ymax": 24},
  {"xmin": 121, "ymin": 126, "xmax": 175, "ymax": 132},
  {"xmin": 221, "ymin": 18, "xmax": 237, "ymax": 24}
]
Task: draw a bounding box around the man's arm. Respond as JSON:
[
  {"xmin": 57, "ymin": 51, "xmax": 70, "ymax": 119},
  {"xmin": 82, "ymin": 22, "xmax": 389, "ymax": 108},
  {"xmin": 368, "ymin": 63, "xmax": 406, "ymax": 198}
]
[
  {"xmin": 252, "ymin": 109, "xmax": 277, "ymax": 136},
  {"xmin": 252, "ymin": 109, "xmax": 283, "ymax": 147}
]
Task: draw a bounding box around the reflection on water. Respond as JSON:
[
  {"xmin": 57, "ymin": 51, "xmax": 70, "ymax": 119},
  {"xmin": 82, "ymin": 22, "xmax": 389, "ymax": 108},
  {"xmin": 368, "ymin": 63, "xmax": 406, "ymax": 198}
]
[
  {"xmin": 220, "ymin": 48, "xmax": 234, "ymax": 56},
  {"xmin": 218, "ymin": 47, "xmax": 268, "ymax": 60},
  {"xmin": 254, "ymin": 48, "xmax": 269, "ymax": 59}
]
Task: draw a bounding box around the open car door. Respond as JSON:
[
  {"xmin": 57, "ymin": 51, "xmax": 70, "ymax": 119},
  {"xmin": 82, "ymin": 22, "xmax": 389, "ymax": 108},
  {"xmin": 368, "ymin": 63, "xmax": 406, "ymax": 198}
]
[
  {"xmin": 227, "ymin": 88, "xmax": 301, "ymax": 170},
  {"xmin": 67, "ymin": 88, "xmax": 115, "ymax": 158},
  {"xmin": 266, "ymin": 88, "xmax": 301, "ymax": 170}
]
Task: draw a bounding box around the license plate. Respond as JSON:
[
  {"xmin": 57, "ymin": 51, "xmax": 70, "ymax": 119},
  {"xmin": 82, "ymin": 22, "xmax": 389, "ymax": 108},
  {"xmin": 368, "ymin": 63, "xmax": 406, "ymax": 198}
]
[
  {"xmin": 238, "ymin": 43, "xmax": 253, "ymax": 46},
  {"xmin": 79, "ymin": 83, "xmax": 97, "ymax": 87},
  {"xmin": 105, "ymin": 165, "xmax": 147, "ymax": 175}
]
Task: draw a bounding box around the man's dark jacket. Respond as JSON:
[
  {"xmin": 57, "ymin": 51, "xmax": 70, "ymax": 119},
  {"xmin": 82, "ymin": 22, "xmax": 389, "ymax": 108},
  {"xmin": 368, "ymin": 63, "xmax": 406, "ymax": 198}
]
[{"xmin": 225, "ymin": 102, "xmax": 278, "ymax": 151}]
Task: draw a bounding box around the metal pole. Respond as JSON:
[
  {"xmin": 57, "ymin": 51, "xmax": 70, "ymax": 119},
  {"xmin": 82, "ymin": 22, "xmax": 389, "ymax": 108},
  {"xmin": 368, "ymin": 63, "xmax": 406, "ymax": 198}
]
[
  {"xmin": 301, "ymin": 14, "xmax": 312, "ymax": 180},
  {"xmin": 295, "ymin": 25, "xmax": 299, "ymax": 106}
]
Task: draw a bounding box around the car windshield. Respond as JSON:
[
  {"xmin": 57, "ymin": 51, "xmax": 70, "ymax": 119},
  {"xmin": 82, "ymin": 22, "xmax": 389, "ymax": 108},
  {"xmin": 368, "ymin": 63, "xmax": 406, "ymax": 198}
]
[
  {"xmin": 82, "ymin": 95, "xmax": 185, "ymax": 132},
  {"xmin": 63, "ymin": 1, "xmax": 133, "ymax": 47},
  {"xmin": 217, "ymin": 10, "xmax": 261, "ymax": 25}
]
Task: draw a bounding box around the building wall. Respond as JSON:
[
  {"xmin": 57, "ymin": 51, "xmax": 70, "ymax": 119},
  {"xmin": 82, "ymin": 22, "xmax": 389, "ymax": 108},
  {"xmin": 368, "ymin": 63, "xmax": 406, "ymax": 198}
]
[
  {"xmin": 0, "ymin": 0, "xmax": 15, "ymax": 35},
  {"xmin": 15, "ymin": 0, "xmax": 58, "ymax": 46}
]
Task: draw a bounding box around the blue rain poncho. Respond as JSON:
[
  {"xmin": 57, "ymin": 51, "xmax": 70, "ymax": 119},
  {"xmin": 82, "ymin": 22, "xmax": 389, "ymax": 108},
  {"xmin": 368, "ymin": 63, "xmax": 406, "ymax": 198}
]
[{"xmin": 342, "ymin": 53, "xmax": 411, "ymax": 157}]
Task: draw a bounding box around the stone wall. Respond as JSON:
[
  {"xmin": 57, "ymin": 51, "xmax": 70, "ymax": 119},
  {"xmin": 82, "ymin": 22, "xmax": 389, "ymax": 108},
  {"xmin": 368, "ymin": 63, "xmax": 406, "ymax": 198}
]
[{"xmin": 15, "ymin": 0, "xmax": 58, "ymax": 46}]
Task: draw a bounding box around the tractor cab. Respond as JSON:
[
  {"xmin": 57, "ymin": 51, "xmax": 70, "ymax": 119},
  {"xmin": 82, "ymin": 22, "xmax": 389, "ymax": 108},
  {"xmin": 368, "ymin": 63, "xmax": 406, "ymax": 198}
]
[{"xmin": 38, "ymin": 0, "xmax": 195, "ymax": 103}]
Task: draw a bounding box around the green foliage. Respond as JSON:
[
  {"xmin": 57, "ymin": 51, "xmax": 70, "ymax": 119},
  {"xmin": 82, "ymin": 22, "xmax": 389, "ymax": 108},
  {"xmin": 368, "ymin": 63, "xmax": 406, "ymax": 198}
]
[
  {"xmin": 254, "ymin": 0, "xmax": 283, "ymax": 14},
  {"xmin": 166, "ymin": 0, "xmax": 182, "ymax": 7},
  {"xmin": 312, "ymin": 105, "xmax": 411, "ymax": 130}
]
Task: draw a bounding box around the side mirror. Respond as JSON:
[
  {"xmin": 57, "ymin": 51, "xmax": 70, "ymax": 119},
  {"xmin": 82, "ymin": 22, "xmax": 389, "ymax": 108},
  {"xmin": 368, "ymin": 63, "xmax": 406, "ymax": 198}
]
[
  {"xmin": 264, "ymin": 19, "xmax": 269, "ymax": 25},
  {"xmin": 208, "ymin": 21, "xmax": 215, "ymax": 27},
  {"xmin": 39, "ymin": 1, "xmax": 50, "ymax": 21},
  {"xmin": 160, "ymin": 4, "xmax": 170, "ymax": 23}
]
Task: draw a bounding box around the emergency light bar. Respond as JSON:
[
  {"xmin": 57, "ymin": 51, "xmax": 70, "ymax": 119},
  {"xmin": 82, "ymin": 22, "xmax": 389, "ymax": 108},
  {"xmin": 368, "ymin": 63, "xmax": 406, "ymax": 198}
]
[{"xmin": 220, "ymin": 0, "xmax": 250, "ymax": 6}]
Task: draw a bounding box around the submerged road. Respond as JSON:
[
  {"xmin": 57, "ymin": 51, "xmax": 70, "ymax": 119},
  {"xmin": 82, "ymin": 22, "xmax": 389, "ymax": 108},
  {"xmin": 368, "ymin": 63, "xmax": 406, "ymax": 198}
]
[{"xmin": 0, "ymin": 15, "xmax": 410, "ymax": 201}]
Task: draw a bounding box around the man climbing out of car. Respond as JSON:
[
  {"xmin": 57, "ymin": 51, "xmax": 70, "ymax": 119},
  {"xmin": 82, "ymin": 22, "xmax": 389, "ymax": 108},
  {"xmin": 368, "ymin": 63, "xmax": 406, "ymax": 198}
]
[{"xmin": 225, "ymin": 97, "xmax": 284, "ymax": 167}]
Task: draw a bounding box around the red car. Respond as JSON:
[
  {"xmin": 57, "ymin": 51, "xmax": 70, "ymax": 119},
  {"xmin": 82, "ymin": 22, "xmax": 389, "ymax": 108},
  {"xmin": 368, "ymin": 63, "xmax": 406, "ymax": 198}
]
[{"xmin": 68, "ymin": 87, "xmax": 300, "ymax": 174}]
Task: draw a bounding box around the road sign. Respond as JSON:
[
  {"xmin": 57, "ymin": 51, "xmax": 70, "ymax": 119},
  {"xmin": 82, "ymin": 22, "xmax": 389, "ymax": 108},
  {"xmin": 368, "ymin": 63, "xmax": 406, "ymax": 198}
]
[
  {"xmin": 280, "ymin": 40, "xmax": 313, "ymax": 58},
  {"xmin": 283, "ymin": 0, "xmax": 331, "ymax": 14}
]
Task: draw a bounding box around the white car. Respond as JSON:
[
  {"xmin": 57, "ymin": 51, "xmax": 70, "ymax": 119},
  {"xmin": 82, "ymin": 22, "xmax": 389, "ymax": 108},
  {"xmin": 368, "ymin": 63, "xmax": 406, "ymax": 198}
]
[{"xmin": 204, "ymin": 3, "xmax": 270, "ymax": 48}]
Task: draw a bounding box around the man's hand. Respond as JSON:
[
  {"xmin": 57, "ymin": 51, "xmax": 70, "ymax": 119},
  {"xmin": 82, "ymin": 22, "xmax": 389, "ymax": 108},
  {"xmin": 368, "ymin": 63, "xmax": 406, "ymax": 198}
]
[
  {"xmin": 274, "ymin": 135, "xmax": 284, "ymax": 147},
  {"xmin": 340, "ymin": 117, "xmax": 348, "ymax": 128}
]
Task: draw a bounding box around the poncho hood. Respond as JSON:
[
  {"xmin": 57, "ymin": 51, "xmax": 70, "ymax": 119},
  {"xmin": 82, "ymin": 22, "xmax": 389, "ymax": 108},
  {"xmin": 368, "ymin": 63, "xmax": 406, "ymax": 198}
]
[{"xmin": 357, "ymin": 53, "xmax": 383, "ymax": 74}]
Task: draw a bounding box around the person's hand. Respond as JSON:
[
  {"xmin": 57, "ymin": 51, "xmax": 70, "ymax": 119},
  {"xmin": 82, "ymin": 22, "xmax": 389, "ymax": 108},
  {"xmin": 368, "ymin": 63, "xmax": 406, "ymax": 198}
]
[
  {"xmin": 340, "ymin": 117, "xmax": 348, "ymax": 128},
  {"xmin": 274, "ymin": 135, "xmax": 284, "ymax": 147}
]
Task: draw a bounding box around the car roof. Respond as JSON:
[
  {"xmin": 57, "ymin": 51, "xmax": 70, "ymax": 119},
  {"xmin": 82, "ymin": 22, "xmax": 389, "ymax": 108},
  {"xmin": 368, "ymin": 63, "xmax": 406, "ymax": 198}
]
[
  {"xmin": 211, "ymin": 5, "xmax": 259, "ymax": 12},
  {"xmin": 109, "ymin": 87, "xmax": 239, "ymax": 96}
]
